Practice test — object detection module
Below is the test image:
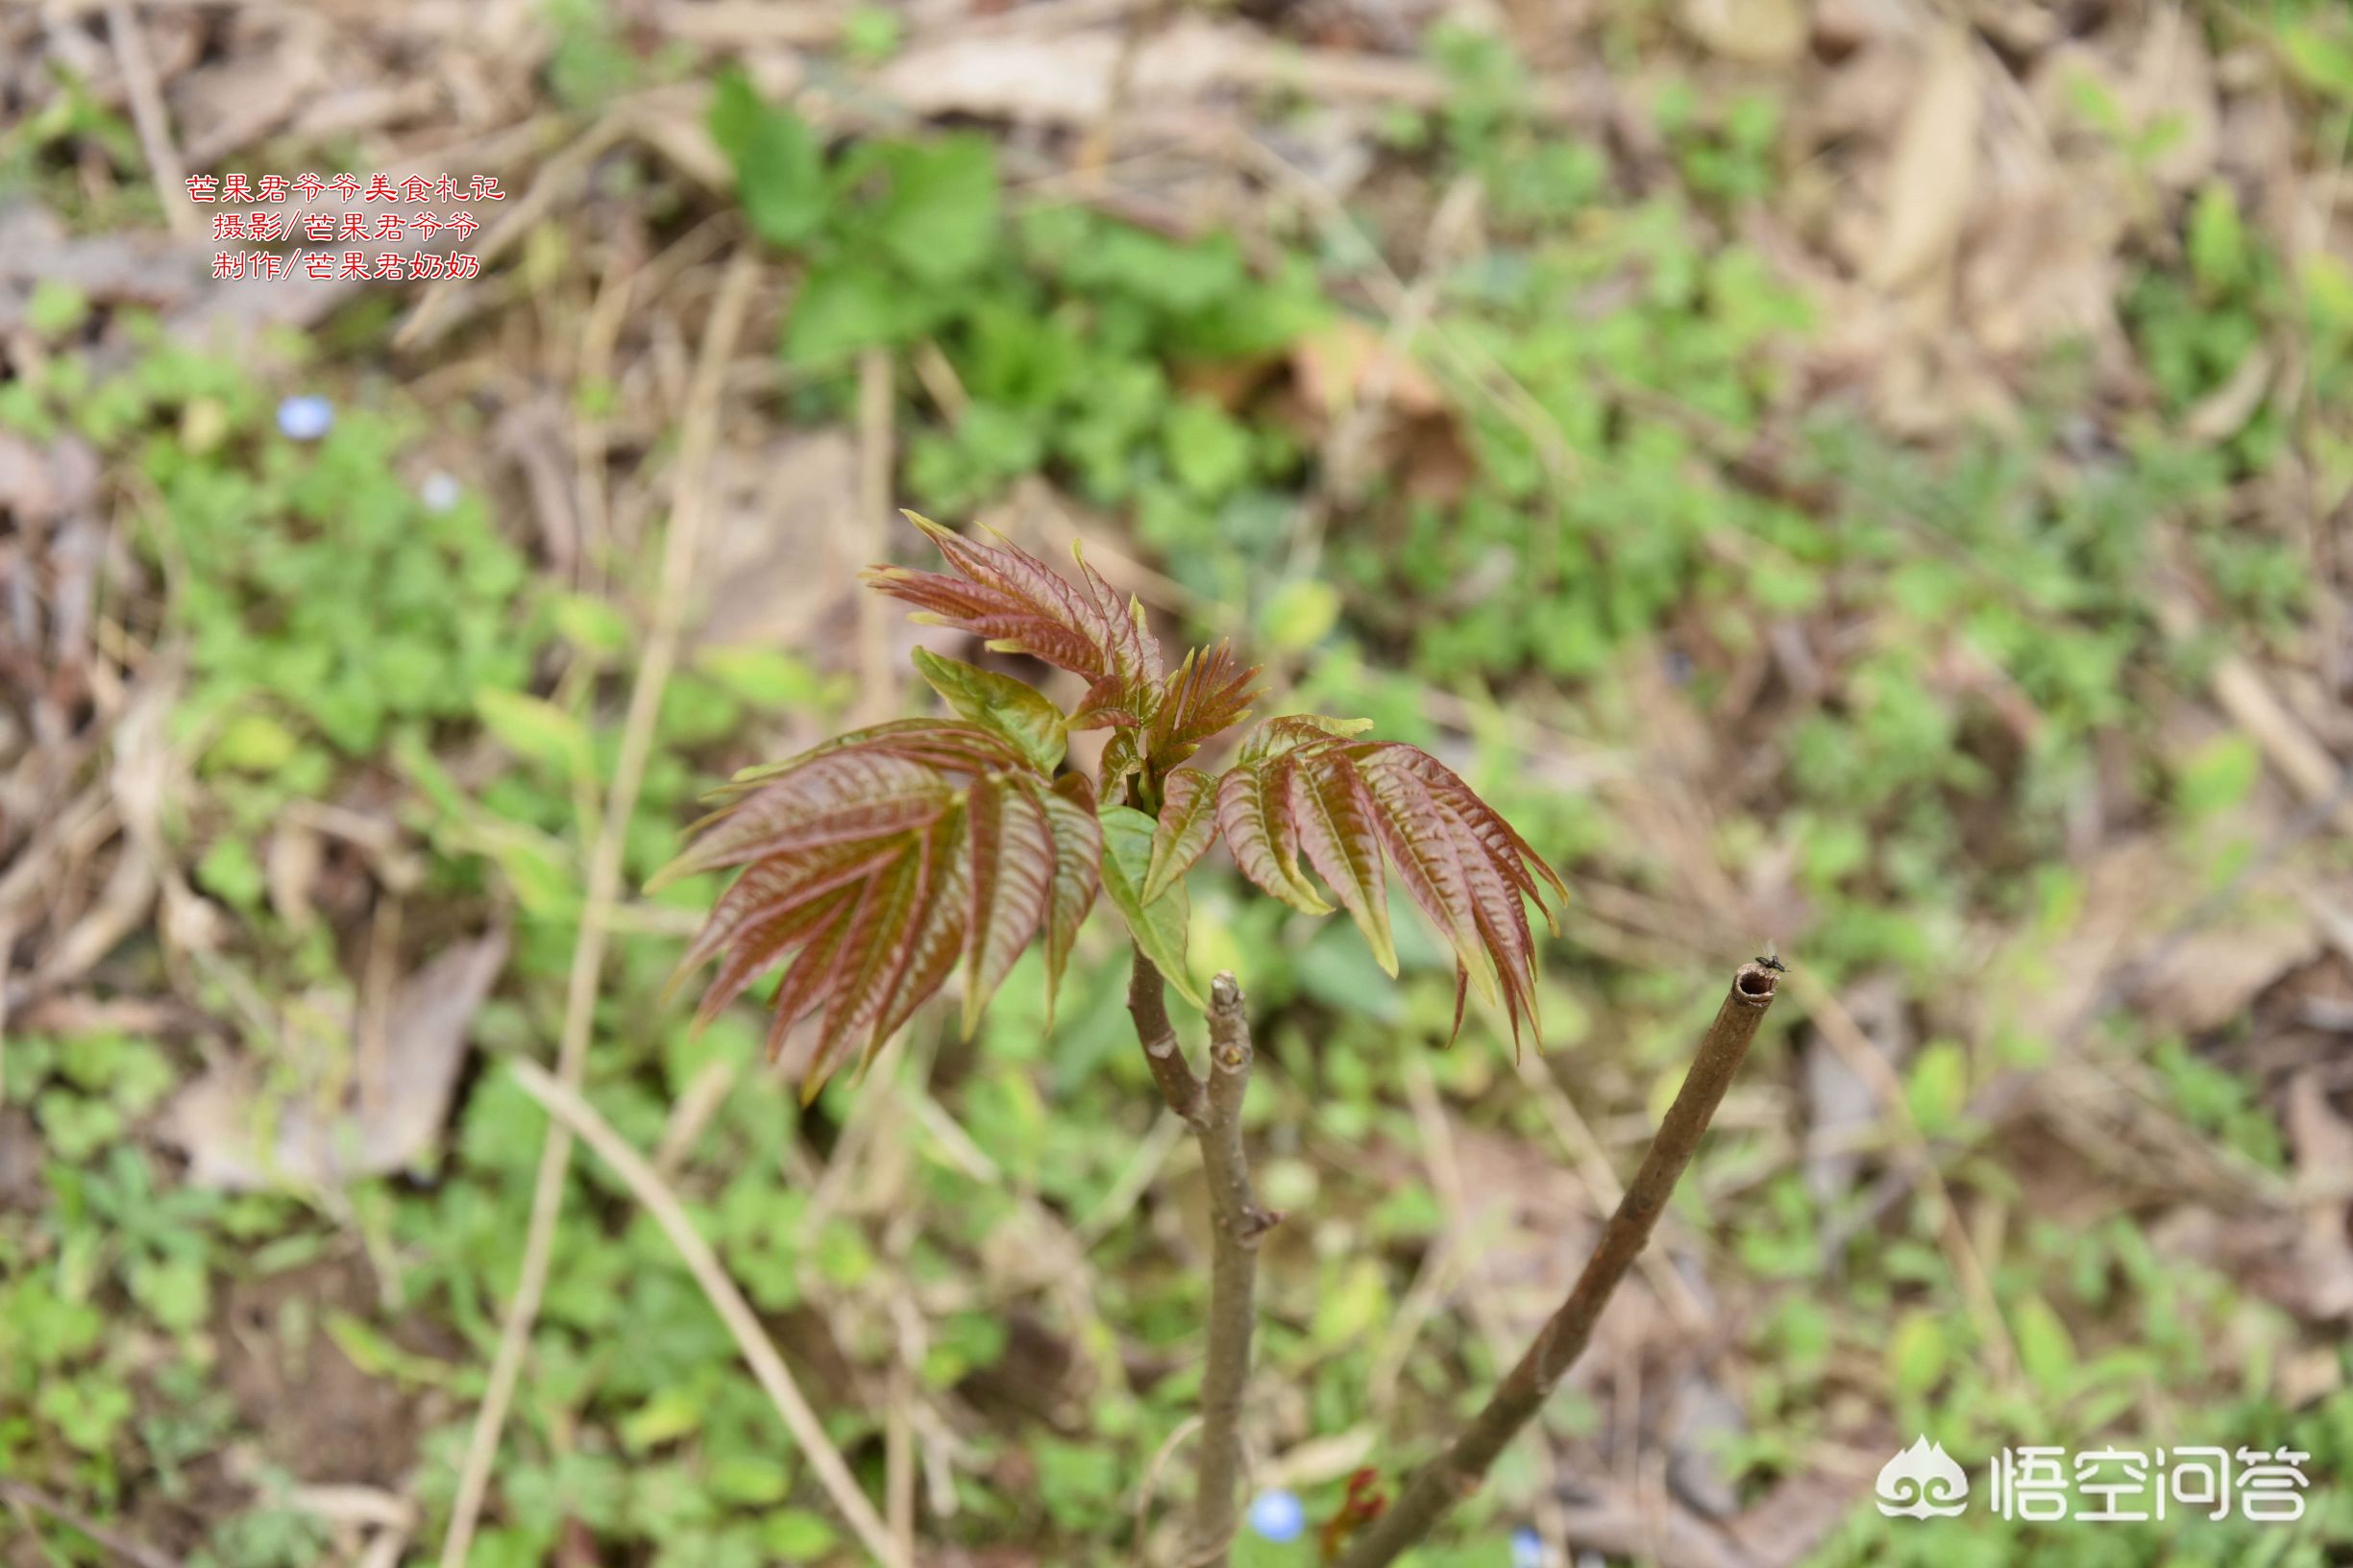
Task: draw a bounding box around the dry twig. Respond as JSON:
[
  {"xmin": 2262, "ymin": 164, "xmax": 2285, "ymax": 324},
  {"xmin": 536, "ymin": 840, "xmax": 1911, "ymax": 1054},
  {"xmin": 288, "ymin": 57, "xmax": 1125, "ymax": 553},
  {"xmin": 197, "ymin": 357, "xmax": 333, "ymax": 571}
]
[
  {"xmin": 506, "ymin": 1057, "xmax": 909, "ymax": 1567},
  {"xmin": 0, "ymin": 1480, "xmax": 181, "ymax": 1568},
  {"xmin": 434, "ymin": 250, "xmax": 761, "ymax": 1568}
]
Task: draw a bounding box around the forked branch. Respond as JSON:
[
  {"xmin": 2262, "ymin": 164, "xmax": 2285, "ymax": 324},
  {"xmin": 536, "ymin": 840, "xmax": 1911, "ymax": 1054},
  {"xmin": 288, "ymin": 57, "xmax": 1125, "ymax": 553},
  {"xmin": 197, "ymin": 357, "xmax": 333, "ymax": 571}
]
[{"xmin": 1333, "ymin": 961, "xmax": 1781, "ymax": 1568}]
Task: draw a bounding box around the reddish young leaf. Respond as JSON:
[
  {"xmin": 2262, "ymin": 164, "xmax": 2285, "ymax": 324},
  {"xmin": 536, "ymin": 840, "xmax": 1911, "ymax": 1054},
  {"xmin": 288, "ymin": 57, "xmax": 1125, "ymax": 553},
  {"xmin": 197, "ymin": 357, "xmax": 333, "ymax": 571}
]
[
  {"xmin": 666, "ymin": 710, "xmax": 1082, "ymax": 1094},
  {"xmin": 872, "ymin": 819, "xmax": 972, "ymax": 1046},
  {"xmin": 674, "ymin": 835, "xmax": 904, "ymax": 989},
  {"xmin": 862, "ymin": 513, "xmax": 1165, "ymax": 685},
  {"xmin": 1213, "ymin": 718, "xmax": 1564, "ymax": 1041},
  {"xmin": 1237, "ymin": 713, "xmax": 1372, "ymax": 766},
  {"xmin": 661, "ymin": 753, "xmax": 946, "ymax": 884},
  {"xmin": 1357, "ymin": 751, "xmax": 1490, "ymax": 1002},
  {"xmin": 761, "ymin": 879, "xmax": 870, "ymax": 1066},
  {"xmin": 1382, "ymin": 746, "xmax": 1569, "ymax": 932},
  {"xmin": 1028, "ymin": 772, "xmax": 1104, "ymax": 1024},
  {"xmin": 962, "ymin": 773, "xmax": 1056, "ymax": 1036},
  {"xmin": 813, "ymin": 811, "xmax": 951, "ymax": 1087},
  {"xmin": 1066, "ymin": 673, "xmax": 1153, "ymax": 732},
  {"xmin": 1141, "ymin": 767, "xmax": 1219, "ymax": 905},
  {"xmin": 674, "ymin": 516, "xmax": 1569, "ymax": 1090},
  {"xmin": 691, "ymin": 884, "xmax": 859, "ymax": 1033},
  {"xmin": 1145, "ymin": 642, "xmax": 1262, "ymax": 767},
  {"xmin": 1318, "ymin": 1469, "xmax": 1388, "ymax": 1561},
  {"xmin": 705, "ymin": 719, "xmax": 1030, "ymax": 798},
  {"xmin": 1447, "ymin": 804, "xmax": 1539, "ymax": 1046},
  {"xmin": 1287, "ymin": 746, "xmax": 1398, "ymax": 974},
  {"xmin": 1216, "ymin": 755, "xmax": 1331, "ymax": 916}
]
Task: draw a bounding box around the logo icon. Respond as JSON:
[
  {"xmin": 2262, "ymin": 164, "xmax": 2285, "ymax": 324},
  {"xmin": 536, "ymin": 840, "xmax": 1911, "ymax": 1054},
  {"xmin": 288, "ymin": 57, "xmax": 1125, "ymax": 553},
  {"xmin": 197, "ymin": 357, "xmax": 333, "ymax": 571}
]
[{"xmin": 1876, "ymin": 1435, "xmax": 1970, "ymax": 1519}]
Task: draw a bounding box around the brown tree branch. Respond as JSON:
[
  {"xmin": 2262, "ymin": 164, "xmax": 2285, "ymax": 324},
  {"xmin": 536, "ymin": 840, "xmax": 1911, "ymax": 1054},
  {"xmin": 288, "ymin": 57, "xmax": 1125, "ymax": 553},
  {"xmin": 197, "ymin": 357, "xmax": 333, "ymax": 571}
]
[
  {"xmin": 1128, "ymin": 951, "xmax": 1204, "ymax": 1124},
  {"xmin": 1334, "ymin": 961, "xmax": 1781, "ymax": 1568},
  {"xmin": 1124, "ymin": 958, "xmax": 1278, "ymax": 1566},
  {"xmin": 1188, "ymin": 971, "xmax": 1277, "ymax": 1566}
]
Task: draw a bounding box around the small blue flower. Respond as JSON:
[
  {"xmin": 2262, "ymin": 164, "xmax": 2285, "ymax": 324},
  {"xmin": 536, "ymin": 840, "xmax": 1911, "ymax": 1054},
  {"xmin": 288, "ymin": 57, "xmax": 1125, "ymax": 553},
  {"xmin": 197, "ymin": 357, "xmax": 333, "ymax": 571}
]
[
  {"xmin": 420, "ymin": 472, "xmax": 462, "ymax": 513},
  {"xmin": 1247, "ymin": 1489, "xmax": 1306, "ymax": 1544},
  {"xmin": 1511, "ymin": 1526, "xmax": 1546, "ymax": 1568},
  {"xmin": 277, "ymin": 394, "xmax": 333, "ymax": 441}
]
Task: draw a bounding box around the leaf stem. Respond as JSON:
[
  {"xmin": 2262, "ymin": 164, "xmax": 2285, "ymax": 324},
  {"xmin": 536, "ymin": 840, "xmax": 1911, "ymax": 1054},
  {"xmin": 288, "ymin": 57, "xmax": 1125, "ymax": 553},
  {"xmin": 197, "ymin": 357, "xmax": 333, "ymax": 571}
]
[{"xmin": 1333, "ymin": 961, "xmax": 1780, "ymax": 1568}]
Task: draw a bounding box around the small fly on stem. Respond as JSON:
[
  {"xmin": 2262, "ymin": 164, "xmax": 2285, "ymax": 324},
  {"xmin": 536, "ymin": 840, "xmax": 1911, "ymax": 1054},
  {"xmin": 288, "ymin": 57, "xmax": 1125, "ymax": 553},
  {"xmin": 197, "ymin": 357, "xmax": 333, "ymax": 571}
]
[{"xmin": 1752, "ymin": 942, "xmax": 1787, "ymax": 974}]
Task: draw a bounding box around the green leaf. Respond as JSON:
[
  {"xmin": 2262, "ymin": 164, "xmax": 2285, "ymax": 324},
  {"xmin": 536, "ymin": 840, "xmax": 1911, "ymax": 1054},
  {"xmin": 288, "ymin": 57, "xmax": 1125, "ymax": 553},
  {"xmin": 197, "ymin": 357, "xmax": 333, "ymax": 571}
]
[
  {"xmin": 1099, "ymin": 803, "xmax": 1204, "ymax": 1009},
  {"xmin": 2012, "ymin": 1293, "xmax": 2078, "ymax": 1394},
  {"xmin": 760, "ymin": 1510, "xmax": 839, "ymax": 1557},
  {"xmin": 2301, "ymin": 253, "xmax": 2353, "ymax": 344},
  {"xmin": 621, "ymin": 1385, "xmax": 705, "ymax": 1452},
  {"xmin": 709, "ymin": 72, "xmax": 825, "ymax": 246},
  {"xmin": 477, "ymin": 687, "xmax": 592, "ymax": 777},
  {"xmin": 2282, "ymin": 23, "xmax": 2353, "ymax": 105},
  {"xmin": 1164, "ymin": 396, "xmax": 1252, "ymax": 498},
  {"xmin": 1887, "ymin": 1309, "xmax": 1948, "ymax": 1398},
  {"xmin": 550, "ymin": 590, "xmax": 634, "ymax": 656},
  {"xmin": 209, "ymin": 710, "xmax": 301, "ymax": 773},
  {"xmin": 913, "ymin": 648, "xmax": 1066, "ymax": 773},
  {"xmin": 2175, "ymin": 734, "xmax": 2259, "ymax": 819},
  {"xmin": 1904, "ymin": 1041, "xmax": 1969, "ymax": 1137},
  {"xmin": 1257, "ymin": 577, "xmax": 1339, "ymax": 652},
  {"xmin": 872, "ymin": 136, "xmax": 1001, "ymax": 283},
  {"xmin": 2187, "ymin": 181, "xmax": 2246, "ymax": 295},
  {"xmin": 784, "ymin": 264, "xmax": 917, "ymax": 364}
]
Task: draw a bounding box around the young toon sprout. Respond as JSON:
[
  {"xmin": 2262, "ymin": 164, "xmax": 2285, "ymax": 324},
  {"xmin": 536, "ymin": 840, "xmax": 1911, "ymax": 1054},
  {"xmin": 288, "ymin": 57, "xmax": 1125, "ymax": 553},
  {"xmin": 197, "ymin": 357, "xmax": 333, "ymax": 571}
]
[
  {"xmin": 659, "ymin": 511, "xmax": 1567, "ymax": 1098},
  {"xmin": 661, "ymin": 514, "xmax": 1772, "ymax": 1567}
]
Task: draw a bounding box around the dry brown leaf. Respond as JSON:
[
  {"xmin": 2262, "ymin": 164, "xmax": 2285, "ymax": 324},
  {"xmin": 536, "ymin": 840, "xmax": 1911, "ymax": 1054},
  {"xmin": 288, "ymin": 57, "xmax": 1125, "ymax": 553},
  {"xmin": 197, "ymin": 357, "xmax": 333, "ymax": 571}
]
[
  {"xmin": 1980, "ymin": 837, "xmax": 2169, "ymax": 1046},
  {"xmin": 876, "ymin": 17, "xmax": 1455, "ymax": 127},
  {"xmin": 0, "ymin": 430, "xmax": 101, "ymax": 525},
  {"xmin": 2130, "ymin": 6, "xmax": 2218, "ymax": 190},
  {"xmin": 2283, "ymin": 1072, "xmax": 2353, "ymax": 1321},
  {"xmin": 2183, "ymin": 345, "xmax": 2274, "ymax": 444},
  {"xmin": 1550, "ymin": 1481, "xmax": 1751, "ymax": 1568},
  {"xmin": 163, "ymin": 928, "xmax": 508, "ymax": 1189},
  {"xmin": 1678, "ymin": 0, "xmax": 1806, "ymax": 66},
  {"xmin": 1725, "ymin": 1466, "xmax": 1874, "ymax": 1568},
  {"xmin": 1290, "ymin": 317, "xmax": 1445, "ymax": 420},
  {"xmin": 693, "ymin": 431, "xmax": 860, "ymax": 651},
  {"xmin": 1802, "ymin": 975, "xmax": 1911, "ymax": 1204},
  {"xmin": 494, "ymin": 396, "xmax": 581, "ymax": 574},
  {"xmin": 170, "ymin": 15, "xmax": 330, "ymax": 168},
  {"xmin": 1868, "ymin": 30, "xmax": 1982, "ymax": 295},
  {"xmin": 875, "ymin": 30, "xmax": 1127, "ymax": 125},
  {"xmin": 2134, "ymin": 896, "xmax": 2319, "ymax": 1035},
  {"xmin": 265, "ymin": 821, "xmax": 323, "ymax": 932}
]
